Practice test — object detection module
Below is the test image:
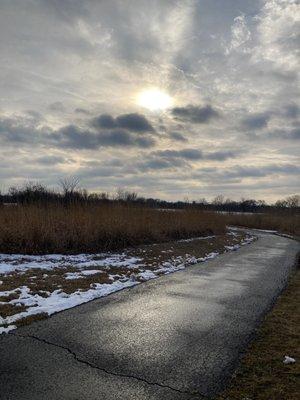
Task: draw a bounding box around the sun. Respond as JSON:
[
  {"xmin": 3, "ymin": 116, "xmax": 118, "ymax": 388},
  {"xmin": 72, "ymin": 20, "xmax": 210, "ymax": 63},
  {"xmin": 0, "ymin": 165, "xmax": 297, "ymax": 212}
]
[{"xmin": 137, "ymin": 88, "xmax": 173, "ymax": 111}]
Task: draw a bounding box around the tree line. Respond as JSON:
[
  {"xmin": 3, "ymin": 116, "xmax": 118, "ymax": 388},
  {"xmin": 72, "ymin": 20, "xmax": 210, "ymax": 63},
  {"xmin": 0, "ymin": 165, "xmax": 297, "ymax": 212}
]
[{"xmin": 0, "ymin": 178, "xmax": 299, "ymax": 213}]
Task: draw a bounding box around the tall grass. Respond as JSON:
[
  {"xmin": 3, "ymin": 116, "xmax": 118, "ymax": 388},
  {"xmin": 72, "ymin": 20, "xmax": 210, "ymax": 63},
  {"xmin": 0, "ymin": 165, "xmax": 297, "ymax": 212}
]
[
  {"xmin": 0, "ymin": 204, "xmax": 226, "ymax": 254},
  {"xmin": 224, "ymin": 212, "xmax": 300, "ymax": 236}
]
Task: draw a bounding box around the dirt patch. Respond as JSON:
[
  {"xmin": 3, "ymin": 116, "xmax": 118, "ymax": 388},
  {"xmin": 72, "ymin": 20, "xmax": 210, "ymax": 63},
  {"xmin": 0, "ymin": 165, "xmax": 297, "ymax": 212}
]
[
  {"xmin": 0, "ymin": 302, "xmax": 27, "ymax": 317},
  {"xmin": 14, "ymin": 312, "xmax": 48, "ymax": 328},
  {"xmin": 127, "ymin": 232, "xmax": 247, "ymax": 268}
]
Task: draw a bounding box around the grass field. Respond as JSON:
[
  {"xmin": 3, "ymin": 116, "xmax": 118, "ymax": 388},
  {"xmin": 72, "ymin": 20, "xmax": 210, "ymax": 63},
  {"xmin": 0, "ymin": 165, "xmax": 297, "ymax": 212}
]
[
  {"xmin": 224, "ymin": 212, "xmax": 300, "ymax": 236},
  {"xmin": 0, "ymin": 203, "xmax": 299, "ymax": 254},
  {"xmin": 0, "ymin": 204, "xmax": 226, "ymax": 254}
]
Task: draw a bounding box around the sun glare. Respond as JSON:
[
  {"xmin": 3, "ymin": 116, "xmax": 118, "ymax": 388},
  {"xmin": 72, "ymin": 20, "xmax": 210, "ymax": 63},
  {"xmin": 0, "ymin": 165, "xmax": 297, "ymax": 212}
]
[{"xmin": 137, "ymin": 89, "xmax": 173, "ymax": 111}]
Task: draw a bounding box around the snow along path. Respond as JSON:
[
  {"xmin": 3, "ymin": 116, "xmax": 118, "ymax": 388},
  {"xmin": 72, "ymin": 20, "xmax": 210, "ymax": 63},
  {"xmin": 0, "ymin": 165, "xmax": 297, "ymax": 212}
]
[
  {"xmin": 0, "ymin": 230, "xmax": 298, "ymax": 400},
  {"xmin": 0, "ymin": 232, "xmax": 254, "ymax": 333}
]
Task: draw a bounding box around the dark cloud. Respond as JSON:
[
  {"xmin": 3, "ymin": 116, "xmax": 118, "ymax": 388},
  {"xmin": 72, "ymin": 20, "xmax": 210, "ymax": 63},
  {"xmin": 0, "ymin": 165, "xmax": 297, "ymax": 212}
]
[
  {"xmin": 155, "ymin": 149, "xmax": 203, "ymax": 160},
  {"xmin": 135, "ymin": 147, "xmax": 240, "ymax": 172},
  {"xmin": 205, "ymin": 150, "xmax": 238, "ymax": 161},
  {"xmin": 0, "ymin": 116, "xmax": 44, "ymax": 144},
  {"xmin": 137, "ymin": 157, "xmax": 186, "ymax": 171},
  {"xmin": 91, "ymin": 113, "xmax": 154, "ymax": 132},
  {"xmin": 196, "ymin": 164, "xmax": 300, "ymax": 181},
  {"xmin": 169, "ymin": 132, "xmax": 188, "ymax": 142},
  {"xmin": 171, "ymin": 105, "xmax": 219, "ymax": 124},
  {"xmin": 116, "ymin": 113, "xmax": 154, "ymax": 132},
  {"xmin": 50, "ymin": 125, "xmax": 93, "ymax": 149},
  {"xmin": 52, "ymin": 125, "xmax": 155, "ymax": 149},
  {"xmin": 92, "ymin": 114, "xmax": 116, "ymax": 129},
  {"xmin": 154, "ymin": 148, "xmax": 238, "ymax": 162},
  {"xmin": 290, "ymin": 128, "xmax": 300, "ymax": 140},
  {"xmin": 0, "ymin": 116, "xmax": 156, "ymax": 150},
  {"xmin": 283, "ymin": 104, "xmax": 299, "ymax": 119},
  {"xmin": 241, "ymin": 112, "xmax": 271, "ymax": 129},
  {"xmin": 266, "ymin": 128, "xmax": 300, "ymax": 140}
]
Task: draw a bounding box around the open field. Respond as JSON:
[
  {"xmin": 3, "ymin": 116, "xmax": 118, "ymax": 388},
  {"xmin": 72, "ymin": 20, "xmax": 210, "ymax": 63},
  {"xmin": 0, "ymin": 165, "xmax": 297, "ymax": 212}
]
[
  {"xmin": 1, "ymin": 202, "xmax": 299, "ymax": 255},
  {"xmin": 0, "ymin": 204, "xmax": 226, "ymax": 254}
]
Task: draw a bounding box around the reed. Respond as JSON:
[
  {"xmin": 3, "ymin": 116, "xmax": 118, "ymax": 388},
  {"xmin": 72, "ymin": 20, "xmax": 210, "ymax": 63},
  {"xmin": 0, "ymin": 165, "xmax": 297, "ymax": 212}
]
[
  {"xmin": 224, "ymin": 212, "xmax": 300, "ymax": 236},
  {"xmin": 0, "ymin": 204, "xmax": 226, "ymax": 254}
]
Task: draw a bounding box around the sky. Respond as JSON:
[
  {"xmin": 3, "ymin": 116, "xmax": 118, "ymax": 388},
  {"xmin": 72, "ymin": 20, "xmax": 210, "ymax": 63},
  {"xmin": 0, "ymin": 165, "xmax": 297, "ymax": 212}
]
[{"xmin": 0, "ymin": 0, "xmax": 299, "ymax": 201}]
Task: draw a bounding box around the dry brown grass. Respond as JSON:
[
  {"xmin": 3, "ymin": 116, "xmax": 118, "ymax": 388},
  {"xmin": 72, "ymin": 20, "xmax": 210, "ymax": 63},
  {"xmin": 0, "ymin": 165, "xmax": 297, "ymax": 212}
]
[
  {"xmin": 224, "ymin": 212, "xmax": 300, "ymax": 237},
  {"xmin": 218, "ymin": 258, "xmax": 300, "ymax": 400},
  {"xmin": 0, "ymin": 204, "xmax": 226, "ymax": 254}
]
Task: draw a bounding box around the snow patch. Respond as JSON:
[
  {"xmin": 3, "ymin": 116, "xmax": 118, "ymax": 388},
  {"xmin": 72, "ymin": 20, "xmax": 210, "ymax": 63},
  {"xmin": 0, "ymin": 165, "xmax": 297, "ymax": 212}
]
[
  {"xmin": 283, "ymin": 356, "xmax": 296, "ymax": 364},
  {"xmin": 0, "ymin": 325, "xmax": 16, "ymax": 334},
  {"xmin": 0, "ymin": 253, "xmax": 143, "ymax": 275},
  {"xmin": 178, "ymin": 235, "xmax": 215, "ymax": 243}
]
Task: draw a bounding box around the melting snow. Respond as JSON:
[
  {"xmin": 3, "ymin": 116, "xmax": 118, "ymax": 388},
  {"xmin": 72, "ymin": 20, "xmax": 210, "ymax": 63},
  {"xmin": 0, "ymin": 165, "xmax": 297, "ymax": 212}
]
[
  {"xmin": 0, "ymin": 253, "xmax": 143, "ymax": 275},
  {"xmin": 283, "ymin": 356, "xmax": 296, "ymax": 364},
  {"xmin": 0, "ymin": 232, "xmax": 256, "ymax": 334}
]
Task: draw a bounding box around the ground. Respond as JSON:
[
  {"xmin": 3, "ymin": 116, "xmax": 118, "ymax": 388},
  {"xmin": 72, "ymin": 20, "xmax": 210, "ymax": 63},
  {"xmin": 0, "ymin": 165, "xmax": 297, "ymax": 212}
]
[
  {"xmin": 0, "ymin": 230, "xmax": 298, "ymax": 400},
  {"xmin": 218, "ymin": 257, "xmax": 300, "ymax": 400},
  {"xmin": 0, "ymin": 229, "xmax": 254, "ymax": 332}
]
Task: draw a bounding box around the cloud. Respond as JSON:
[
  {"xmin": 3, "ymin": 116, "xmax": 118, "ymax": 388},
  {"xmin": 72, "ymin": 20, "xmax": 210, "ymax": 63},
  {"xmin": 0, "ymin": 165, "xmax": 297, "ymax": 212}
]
[
  {"xmin": 48, "ymin": 101, "xmax": 66, "ymax": 112},
  {"xmin": 290, "ymin": 128, "xmax": 300, "ymax": 140},
  {"xmin": 154, "ymin": 149, "xmax": 203, "ymax": 160},
  {"xmin": 196, "ymin": 164, "xmax": 300, "ymax": 181},
  {"xmin": 169, "ymin": 132, "xmax": 188, "ymax": 142},
  {"xmin": 74, "ymin": 108, "xmax": 91, "ymax": 115},
  {"xmin": 135, "ymin": 148, "xmax": 240, "ymax": 171},
  {"xmin": 227, "ymin": 14, "xmax": 251, "ymax": 53},
  {"xmin": 0, "ymin": 116, "xmax": 44, "ymax": 144},
  {"xmin": 138, "ymin": 158, "xmax": 186, "ymax": 171},
  {"xmin": 116, "ymin": 113, "xmax": 155, "ymax": 132},
  {"xmin": 154, "ymin": 148, "xmax": 238, "ymax": 162},
  {"xmin": 267, "ymin": 128, "xmax": 300, "ymax": 141},
  {"xmin": 241, "ymin": 112, "xmax": 271, "ymax": 129},
  {"xmin": 35, "ymin": 155, "xmax": 66, "ymax": 165},
  {"xmin": 52, "ymin": 125, "xmax": 155, "ymax": 149},
  {"xmin": 205, "ymin": 150, "xmax": 238, "ymax": 161},
  {"xmin": 91, "ymin": 113, "xmax": 154, "ymax": 132},
  {"xmin": 254, "ymin": 0, "xmax": 300, "ymax": 73},
  {"xmin": 171, "ymin": 105, "xmax": 219, "ymax": 124},
  {"xmin": 0, "ymin": 116, "xmax": 156, "ymax": 150},
  {"xmin": 92, "ymin": 114, "xmax": 116, "ymax": 129},
  {"xmin": 283, "ymin": 104, "xmax": 299, "ymax": 119}
]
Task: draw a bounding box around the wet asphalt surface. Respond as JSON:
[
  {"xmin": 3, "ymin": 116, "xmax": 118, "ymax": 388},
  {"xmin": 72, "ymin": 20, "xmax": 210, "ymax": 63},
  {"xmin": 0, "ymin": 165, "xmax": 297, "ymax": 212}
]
[{"xmin": 0, "ymin": 230, "xmax": 299, "ymax": 400}]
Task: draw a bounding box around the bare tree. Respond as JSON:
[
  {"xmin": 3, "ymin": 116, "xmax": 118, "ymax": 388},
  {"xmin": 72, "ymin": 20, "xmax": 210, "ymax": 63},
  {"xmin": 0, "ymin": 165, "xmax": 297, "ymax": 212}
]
[
  {"xmin": 59, "ymin": 177, "xmax": 80, "ymax": 195},
  {"xmin": 212, "ymin": 195, "xmax": 224, "ymax": 205},
  {"xmin": 285, "ymin": 195, "xmax": 300, "ymax": 208},
  {"xmin": 115, "ymin": 188, "xmax": 138, "ymax": 202}
]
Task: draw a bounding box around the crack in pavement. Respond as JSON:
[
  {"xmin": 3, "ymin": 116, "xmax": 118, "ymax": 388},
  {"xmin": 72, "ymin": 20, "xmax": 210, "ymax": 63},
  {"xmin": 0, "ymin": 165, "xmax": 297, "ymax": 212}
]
[{"xmin": 12, "ymin": 332, "xmax": 205, "ymax": 399}]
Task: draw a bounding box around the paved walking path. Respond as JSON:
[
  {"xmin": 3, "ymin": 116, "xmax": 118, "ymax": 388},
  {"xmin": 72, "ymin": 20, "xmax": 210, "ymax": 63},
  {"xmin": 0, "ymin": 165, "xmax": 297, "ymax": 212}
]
[{"xmin": 0, "ymin": 230, "xmax": 299, "ymax": 399}]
